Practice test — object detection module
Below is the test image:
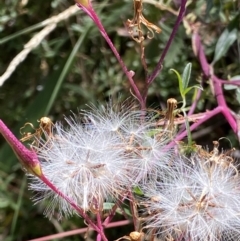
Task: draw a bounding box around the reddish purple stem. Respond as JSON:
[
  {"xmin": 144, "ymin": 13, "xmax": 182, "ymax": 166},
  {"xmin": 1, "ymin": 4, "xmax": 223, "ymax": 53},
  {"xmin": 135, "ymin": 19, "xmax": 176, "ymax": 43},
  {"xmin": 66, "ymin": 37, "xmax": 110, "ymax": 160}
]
[
  {"xmin": 0, "ymin": 119, "xmax": 108, "ymax": 241},
  {"xmin": 176, "ymin": 107, "xmax": 222, "ymax": 143},
  {"xmin": 192, "ymin": 32, "xmax": 237, "ymax": 132},
  {"xmin": 170, "ymin": 32, "xmax": 238, "ymax": 145},
  {"xmin": 166, "ymin": 107, "xmax": 222, "ymax": 150},
  {"xmin": 146, "ymin": 0, "xmax": 187, "ymax": 85},
  {"xmin": 77, "ymin": 0, "xmax": 188, "ymax": 109},
  {"xmin": 76, "ymin": 2, "xmax": 145, "ymax": 109},
  {"xmin": 0, "ymin": 120, "xmax": 41, "ymax": 176}
]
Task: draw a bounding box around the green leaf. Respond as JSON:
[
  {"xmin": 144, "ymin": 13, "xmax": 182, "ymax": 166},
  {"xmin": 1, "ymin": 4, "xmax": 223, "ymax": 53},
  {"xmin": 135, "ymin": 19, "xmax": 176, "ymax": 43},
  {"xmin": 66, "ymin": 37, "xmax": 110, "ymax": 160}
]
[
  {"xmin": 103, "ymin": 203, "xmax": 131, "ymax": 216},
  {"xmin": 183, "ymin": 85, "xmax": 203, "ymax": 95},
  {"xmin": 170, "ymin": 68, "xmax": 184, "ymax": 98},
  {"xmin": 205, "ymin": 0, "xmax": 213, "ymax": 15},
  {"xmin": 103, "ymin": 202, "xmax": 115, "ymax": 210},
  {"xmin": 224, "ymin": 76, "xmax": 240, "ymax": 90},
  {"xmin": 212, "ymin": 13, "xmax": 239, "ymax": 64},
  {"xmin": 0, "ymin": 24, "xmax": 91, "ymax": 171},
  {"xmin": 182, "ymin": 63, "xmax": 192, "ymax": 90},
  {"xmin": 44, "ymin": 24, "xmax": 92, "ymax": 115},
  {"xmin": 0, "ymin": 197, "xmax": 9, "ymax": 208},
  {"xmin": 236, "ymin": 88, "xmax": 240, "ymax": 104}
]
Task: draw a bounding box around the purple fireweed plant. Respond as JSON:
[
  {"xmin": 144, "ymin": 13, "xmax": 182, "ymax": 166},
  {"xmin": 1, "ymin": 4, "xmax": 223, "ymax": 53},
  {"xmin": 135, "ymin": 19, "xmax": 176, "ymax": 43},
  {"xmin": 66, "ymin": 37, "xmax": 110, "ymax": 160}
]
[
  {"xmin": 0, "ymin": 0, "xmax": 240, "ymax": 240},
  {"xmin": 75, "ymin": 0, "xmax": 188, "ymax": 109},
  {"xmin": 165, "ymin": 31, "xmax": 240, "ymax": 149},
  {"xmin": 0, "ymin": 0, "xmax": 188, "ymax": 238},
  {"xmin": 75, "ymin": 0, "xmax": 240, "ymax": 142},
  {"xmin": 0, "ymin": 103, "xmax": 174, "ymax": 240}
]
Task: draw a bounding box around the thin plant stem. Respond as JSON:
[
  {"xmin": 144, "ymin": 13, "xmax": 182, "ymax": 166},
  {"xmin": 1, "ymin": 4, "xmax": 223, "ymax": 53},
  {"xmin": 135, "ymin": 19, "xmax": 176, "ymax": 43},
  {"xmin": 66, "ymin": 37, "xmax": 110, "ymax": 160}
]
[
  {"xmin": 165, "ymin": 106, "xmax": 222, "ymax": 150},
  {"xmin": 192, "ymin": 31, "xmax": 237, "ymax": 132},
  {"xmin": 188, "ymin": 83, "xmax": 203, "ymax": 116},
  {"xmin": 41, "ymin": 175, "xmax": 108, "ymax": 241},
  {"xmin": 27, "ymin": 220, "xmax": 130, "ymax": 241},
  {"xmin": 0, "ymin": 119, "xmax": 108, "ymax": 241},
  {"xmin": 146, "ymin": 0, "xmax": 187, "ymax": 86},
  {"xmin": 76, "ymin": 2, "xmax": 145, "ymax": 109}
]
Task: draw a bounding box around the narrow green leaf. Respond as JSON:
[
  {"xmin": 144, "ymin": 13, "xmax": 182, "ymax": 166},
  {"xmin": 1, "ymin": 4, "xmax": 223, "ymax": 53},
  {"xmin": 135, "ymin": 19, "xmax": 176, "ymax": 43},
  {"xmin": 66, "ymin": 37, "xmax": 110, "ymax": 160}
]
[
  {"xmin": 0, "ymin": 61, "xmax": 66, "ymax": 172},
  {"xmin": 0, "ymin": 10, "xmax": 80, "ymax": 45},
  {"xmin": 103, "ymin": 202, "xmax": 115, "ymax": 210},
  {"xmin": 103, "ymin": 203, "xmax": 131, "ymax": 216},
  {"xmin": 212, "ymin": 14, "xmax": 239, "ymax": 64},
  {"xmin": 224, "ymin": 84, "xmax": 238, "ymax": 90},
  {"xmin": 0, "ymin": 22, "xmax": 46, "ymax": 45},
  {"xmin": 44, "ymin": 24, "xmax": 92, "ymax": 115},
  {"xmin": 182, "ymin": 63, "xmax": 192, "ymax": 90},
  {"xmin": 183, "ymin": 85, "xmax": 203, "ymax": 96},
  {"xmin": 236, "ymin": 88, "xmax": 240, "ymax": 104},
  {"xmin": 10, "ymin": 177, "xmax": 27, "ymax": 236},
  {"xmin": 205, "ymin": 0, "xmax": 213, "ymax": 15},
  {"xmin": 170, "ymin": 68, "xmax": 184, "ymax": 97}
]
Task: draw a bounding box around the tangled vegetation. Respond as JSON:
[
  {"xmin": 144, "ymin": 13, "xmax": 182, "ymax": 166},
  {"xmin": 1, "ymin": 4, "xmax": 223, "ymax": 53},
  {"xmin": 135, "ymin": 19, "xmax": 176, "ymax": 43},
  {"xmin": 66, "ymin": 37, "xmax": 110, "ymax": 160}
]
[{"xmin": 0, "ymin": 0, "xmax": 239, "ymax": 240}]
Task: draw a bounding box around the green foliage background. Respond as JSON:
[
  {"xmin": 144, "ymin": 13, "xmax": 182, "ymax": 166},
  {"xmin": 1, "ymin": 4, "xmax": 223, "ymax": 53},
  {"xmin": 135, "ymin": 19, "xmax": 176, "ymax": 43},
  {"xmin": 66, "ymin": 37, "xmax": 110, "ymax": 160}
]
[{"xmin": 0, "ymin": 0, "xmax": 239, "ymax": 240}]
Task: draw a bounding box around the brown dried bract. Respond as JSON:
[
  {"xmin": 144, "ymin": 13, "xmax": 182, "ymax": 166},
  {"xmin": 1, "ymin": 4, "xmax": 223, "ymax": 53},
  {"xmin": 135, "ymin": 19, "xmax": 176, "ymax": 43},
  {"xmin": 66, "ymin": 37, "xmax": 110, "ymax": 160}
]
[
  {"xmin": 164, "ymin": 98, "xmax": 178, "ymax": 132},
  {"xmin": 155, "ymin": 98, "xmax": 178, "ymax": 139},
  {"xmin": 20, "ymin": 117, "xmax": 54, "ymax": 149},
  {"xmin": 126, "ymin": 0, "xmax": 161, "ymax": 43},
  {"xmin": 203, "ymin": 141, "xmax": 238, "ymax": 176}
]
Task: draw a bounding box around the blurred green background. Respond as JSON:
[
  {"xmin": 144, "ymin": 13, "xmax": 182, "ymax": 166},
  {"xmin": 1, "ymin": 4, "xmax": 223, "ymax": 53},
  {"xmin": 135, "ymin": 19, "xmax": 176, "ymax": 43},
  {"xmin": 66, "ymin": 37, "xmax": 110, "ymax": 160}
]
[{"xmin": 0, "ymin": 0, "xmax": 239, "ymax": 240}]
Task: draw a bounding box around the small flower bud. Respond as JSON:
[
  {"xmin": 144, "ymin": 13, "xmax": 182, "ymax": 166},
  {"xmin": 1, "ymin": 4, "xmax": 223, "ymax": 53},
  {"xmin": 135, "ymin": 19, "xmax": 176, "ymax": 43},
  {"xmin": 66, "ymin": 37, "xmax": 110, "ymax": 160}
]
[{"xmin": 75, "ymin": 0, "xmax": 90, "ymax": 8}]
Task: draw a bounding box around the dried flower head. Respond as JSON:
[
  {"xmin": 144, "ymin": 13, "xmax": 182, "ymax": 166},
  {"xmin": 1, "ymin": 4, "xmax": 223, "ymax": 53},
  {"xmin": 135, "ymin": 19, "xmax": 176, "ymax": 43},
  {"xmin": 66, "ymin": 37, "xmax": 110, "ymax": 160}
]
[
  {"xmin": 142, "ymin": 148, "xmax": 240, "ymax": 241},
  {"xmin": 126, "ymin": 0, "xmax": 161, "ymax": 43},
  {"xmin": 20, "ymin": 117, "xmax": 54, "ymax": 148},
  {"xmin": 29, "ymin": 102, "xmax": 172, "ymax": 218}
]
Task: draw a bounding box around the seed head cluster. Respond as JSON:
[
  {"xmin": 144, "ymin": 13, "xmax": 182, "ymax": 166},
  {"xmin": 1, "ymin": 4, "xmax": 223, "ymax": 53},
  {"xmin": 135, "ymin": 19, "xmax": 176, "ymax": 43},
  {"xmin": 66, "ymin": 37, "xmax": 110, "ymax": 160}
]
[
  {"xmin": 142, "ymin": 147, "xmax": 240, "ymax": 241},
  {"xmin": 29, "ymin": 103, "xmax": 172, "ymax": 218},
  {"xmin": 28, "ymin": 103, "xmax": 240, "ymax": 241}
]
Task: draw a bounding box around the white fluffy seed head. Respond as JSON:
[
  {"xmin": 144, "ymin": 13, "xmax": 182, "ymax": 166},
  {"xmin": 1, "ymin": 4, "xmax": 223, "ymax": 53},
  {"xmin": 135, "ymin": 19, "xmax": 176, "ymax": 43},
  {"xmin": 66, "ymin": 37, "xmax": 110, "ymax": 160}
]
[
  {"xmin": 129, "ymin": 133, "xmax": 174, "ymax": 185},
  {"xmin": 29, "ymin": 102, "xmax": 173, "ymax": 219},
  {"xmin": 30, "ymin": 124, "xmax": 133, "ymax": 218},
  {"xmin": 142, "ymin": 152, "xmax": 240, "ymax": 241}
]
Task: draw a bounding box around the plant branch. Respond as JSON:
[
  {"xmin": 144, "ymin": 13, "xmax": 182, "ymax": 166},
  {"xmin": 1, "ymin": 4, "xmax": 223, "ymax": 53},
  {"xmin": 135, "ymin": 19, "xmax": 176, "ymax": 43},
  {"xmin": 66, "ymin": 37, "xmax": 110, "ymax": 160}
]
[
  {"xmin": 147, "ymin": 0, "xmax": 187, "ymax": 86},
  {"xmin": 192, "ymin": 31, "xmax": 237, "ymax": 133},
  {"xmin": 76, "ymin": 1, "xmax": 145, "ymax": 109},
  {"xmin": 165, "ymin": 107, "xmax": 222, "ymax": 150},
  {"xmin": 27, "ymin": 220, "xmax": 130, "ymax": 241},
  {"xmin": 0, "ymin": 119, "xmax": 108, "ymax": 241}
]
